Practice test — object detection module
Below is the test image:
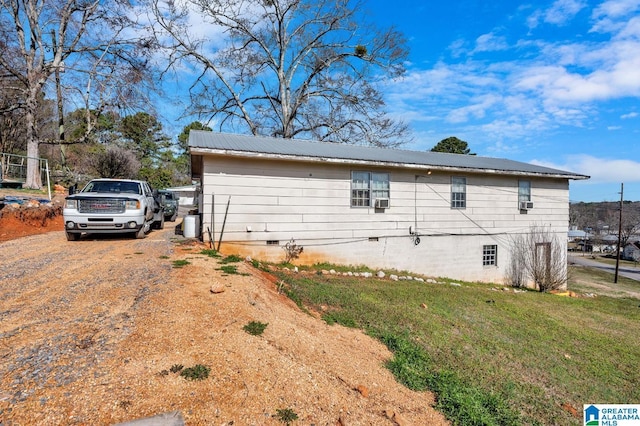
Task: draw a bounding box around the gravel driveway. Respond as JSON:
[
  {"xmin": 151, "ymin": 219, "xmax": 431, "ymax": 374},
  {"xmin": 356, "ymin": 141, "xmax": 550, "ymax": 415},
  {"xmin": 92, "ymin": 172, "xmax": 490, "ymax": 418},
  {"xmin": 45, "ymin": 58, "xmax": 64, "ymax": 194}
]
[
  {"xmin": 0, "ymin": 227, "xmax": 448, "ymax": 425},
  {"xmin": 1, "ymin": 228, "xmax": 175, "ymax": 423}
]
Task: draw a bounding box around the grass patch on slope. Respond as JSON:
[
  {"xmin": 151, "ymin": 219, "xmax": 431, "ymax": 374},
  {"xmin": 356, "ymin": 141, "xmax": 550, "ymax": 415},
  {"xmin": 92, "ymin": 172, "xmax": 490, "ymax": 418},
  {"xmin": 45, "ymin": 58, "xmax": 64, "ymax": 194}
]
[{"xmin": 274, "ymin": 267, "xmax": 640, "ymax": 426}]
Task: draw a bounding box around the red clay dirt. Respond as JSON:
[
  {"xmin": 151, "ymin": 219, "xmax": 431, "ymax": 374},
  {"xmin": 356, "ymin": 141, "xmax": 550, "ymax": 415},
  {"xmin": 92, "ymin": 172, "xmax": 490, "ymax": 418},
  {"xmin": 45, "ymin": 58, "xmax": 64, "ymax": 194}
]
[{"xmin": 0, "ymin": 189, "xmax": 64, "ymax": 242}]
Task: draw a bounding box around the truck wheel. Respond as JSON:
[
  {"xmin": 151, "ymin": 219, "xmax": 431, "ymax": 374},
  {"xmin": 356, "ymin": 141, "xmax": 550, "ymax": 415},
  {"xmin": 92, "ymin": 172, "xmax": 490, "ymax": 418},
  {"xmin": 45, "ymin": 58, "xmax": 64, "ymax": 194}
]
[
  {"xmin": 66, "ymin": 232, "xmax": 80, "ymax": 241},
  {"xmin": 135, "ymin": 226, "xmax": 146, "ymax": 239},
  {"xmin": 154, "ymin": 214, "xmax": 165, "ymax": 230}
]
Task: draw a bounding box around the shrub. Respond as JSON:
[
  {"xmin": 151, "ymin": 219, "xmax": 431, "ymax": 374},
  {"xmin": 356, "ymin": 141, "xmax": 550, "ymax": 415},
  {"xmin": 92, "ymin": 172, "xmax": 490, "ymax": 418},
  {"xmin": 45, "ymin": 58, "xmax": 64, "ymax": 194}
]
[
  {"xmin": 283, "ymin": 238, "xmax": 303, "ymax": 263},
  {"xmin": 172, "ymin": 259, "xmax": 190, "ymax": 268},
  {"xmin": 273, "ymin": 408, "xmax": 298, "ymax": 425},
  {"xmin": 221, "ymin": 254, "xmax": 243, "ymax": 263},
  {"xmin": 169, "ymin": 364, "xmax": 184, "ymax": 373},
  {"xmin": 200, "ymin": 249, "xmax": 220, "ymax": 258},
  {"xmin": 243, "ymin": 321, "xmax": 268, "ymax": 336},
  {"xmin": 180, "ymin": 364, "xmax": 210, "ymax": 381}
]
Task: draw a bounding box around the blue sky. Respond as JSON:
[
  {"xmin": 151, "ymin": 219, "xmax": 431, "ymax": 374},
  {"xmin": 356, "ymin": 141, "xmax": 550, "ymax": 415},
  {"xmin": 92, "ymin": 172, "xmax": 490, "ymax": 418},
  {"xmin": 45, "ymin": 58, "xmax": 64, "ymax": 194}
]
[
  {"xmin": 365, "ymin": 0, "xmax": 640, "ymax": 202},
  {"xmin": 158, "ymin": 0, "xmax": 639, "ymax": 203}
]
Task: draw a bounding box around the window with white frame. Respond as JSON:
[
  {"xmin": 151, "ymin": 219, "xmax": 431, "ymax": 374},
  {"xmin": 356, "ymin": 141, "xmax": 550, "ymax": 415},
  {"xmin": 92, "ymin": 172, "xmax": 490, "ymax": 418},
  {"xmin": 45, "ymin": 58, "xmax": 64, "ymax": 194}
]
[
  {"xmin": 351, "ymin": 171, "xmax": 390, "ymax": 207},
  {"xmin": 518, "ymin": 180, "xmax": 531, "ymax": 204},
  {"xmin": 451, "ymin": 177, "xmax": 466, "ymax": 209},
  {"xmin": 483, "ymin": 244, "xmax": 498, "ymax": 266}
]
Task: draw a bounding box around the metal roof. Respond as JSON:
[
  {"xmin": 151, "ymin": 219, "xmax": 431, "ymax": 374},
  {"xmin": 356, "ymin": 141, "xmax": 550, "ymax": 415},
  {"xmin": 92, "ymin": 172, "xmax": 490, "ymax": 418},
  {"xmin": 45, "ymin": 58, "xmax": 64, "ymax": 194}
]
[{"xmin": 189, "ymin": 130, "xmax": 589, "ymax": 180}]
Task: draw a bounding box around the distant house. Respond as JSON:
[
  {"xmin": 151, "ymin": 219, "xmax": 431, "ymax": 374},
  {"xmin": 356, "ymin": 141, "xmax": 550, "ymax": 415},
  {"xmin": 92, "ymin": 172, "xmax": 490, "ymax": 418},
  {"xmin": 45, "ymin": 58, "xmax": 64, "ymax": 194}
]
[
  {"xmin": 568, "ymin": 228, "xmax": 592, "ymax": 252},
  {"xmin": 623, "ymin": 241, "xmax": 640, "ymax": 261},
  {"xmin": 188, "ymin": 131, "xmax": 589, "ymax": 284},
  {"xmin": 568, "ymin": 228, "xmax": 589, "ymax": 241},
  {"xmin": 592, "ymin": 234, "xmax": 619, "ymax": 253}
]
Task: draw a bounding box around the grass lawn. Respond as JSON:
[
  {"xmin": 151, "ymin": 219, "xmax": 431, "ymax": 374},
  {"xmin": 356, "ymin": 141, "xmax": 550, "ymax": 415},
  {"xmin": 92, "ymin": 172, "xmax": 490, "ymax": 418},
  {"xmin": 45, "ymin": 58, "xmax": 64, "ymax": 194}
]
[
  {"xmin": 569, "ymin": 263, "xmax": 640, "ymax": 299},
  {"xmin": 585, "ymin": 255, "xmax": 640, "ymax": 269},
  {"xmin": 272, "ymin": 265, "xmax": 640, "ymax": 426}
]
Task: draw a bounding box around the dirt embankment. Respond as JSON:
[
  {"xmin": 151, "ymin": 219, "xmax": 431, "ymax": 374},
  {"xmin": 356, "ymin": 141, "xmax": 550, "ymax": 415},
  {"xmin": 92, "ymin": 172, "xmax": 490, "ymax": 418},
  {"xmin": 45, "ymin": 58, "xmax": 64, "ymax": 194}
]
[
  {"xmin": 0, "ymin": 202, "xmax": 448, "ymax": 425},
  {"xmin": 0, "ymin": 189, "xmax": 64, "ymax": 242}
]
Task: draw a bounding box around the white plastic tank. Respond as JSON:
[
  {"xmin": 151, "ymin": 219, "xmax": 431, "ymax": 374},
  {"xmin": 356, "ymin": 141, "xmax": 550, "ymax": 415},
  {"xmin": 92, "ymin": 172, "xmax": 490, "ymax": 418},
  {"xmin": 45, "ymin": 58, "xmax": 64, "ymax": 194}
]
[{"xmin": 183, "ymin": 215, "xmax": 200, "ymax": 238}]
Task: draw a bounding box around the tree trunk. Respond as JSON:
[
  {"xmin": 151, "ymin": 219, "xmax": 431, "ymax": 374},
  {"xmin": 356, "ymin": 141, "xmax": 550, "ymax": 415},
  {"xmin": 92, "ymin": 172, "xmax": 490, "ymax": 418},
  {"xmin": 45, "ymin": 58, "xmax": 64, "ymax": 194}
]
[{"xmin": 25, "ymin": 86, "xmax": 42, "ymax": 189}]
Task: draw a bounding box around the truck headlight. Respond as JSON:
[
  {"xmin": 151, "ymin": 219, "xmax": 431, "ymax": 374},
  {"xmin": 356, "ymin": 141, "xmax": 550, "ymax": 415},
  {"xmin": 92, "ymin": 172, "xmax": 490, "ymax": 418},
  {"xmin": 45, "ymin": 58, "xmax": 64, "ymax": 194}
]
[
  {"xmin": 125, "ymin": 200, "xmax": 140, "ymax": 210},
  {"xmin": 65, "ymin": 199, "xmax": 77, "ymax": 209}
]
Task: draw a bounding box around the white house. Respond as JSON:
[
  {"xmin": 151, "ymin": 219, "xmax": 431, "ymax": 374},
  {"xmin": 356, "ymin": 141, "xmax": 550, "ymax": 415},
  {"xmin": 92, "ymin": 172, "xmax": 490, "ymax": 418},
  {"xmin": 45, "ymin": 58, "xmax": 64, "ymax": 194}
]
[
  {"xmin": 189, "ymin": 131, "xmax": 589, "ymax": 284},
  {"xmin": 623, "ymin": 241, "xmax": 640, "ymax": 261}
]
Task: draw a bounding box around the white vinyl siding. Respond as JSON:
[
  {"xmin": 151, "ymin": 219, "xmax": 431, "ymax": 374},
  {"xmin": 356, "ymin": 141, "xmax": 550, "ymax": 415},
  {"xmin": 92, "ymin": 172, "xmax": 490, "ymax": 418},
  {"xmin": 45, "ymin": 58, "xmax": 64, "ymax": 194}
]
[{"xmin": 198, "ymin": 156, "xmax": 571, "ymax": 284}]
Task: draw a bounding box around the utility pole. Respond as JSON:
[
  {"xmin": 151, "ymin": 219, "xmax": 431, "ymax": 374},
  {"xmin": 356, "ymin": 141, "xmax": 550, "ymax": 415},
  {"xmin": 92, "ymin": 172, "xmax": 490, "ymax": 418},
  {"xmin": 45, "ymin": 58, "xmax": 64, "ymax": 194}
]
[{"xmin": 614, "ymin": 183, "xmax": 623, "ymax": 283}]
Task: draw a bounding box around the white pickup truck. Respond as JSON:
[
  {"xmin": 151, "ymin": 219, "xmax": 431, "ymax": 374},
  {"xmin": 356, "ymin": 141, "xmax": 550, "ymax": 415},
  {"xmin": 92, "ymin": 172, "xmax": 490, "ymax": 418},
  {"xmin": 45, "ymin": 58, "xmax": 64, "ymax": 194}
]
[{"xmin": 63, "ymin": 178, "xmax": 165, "ymax": 241}]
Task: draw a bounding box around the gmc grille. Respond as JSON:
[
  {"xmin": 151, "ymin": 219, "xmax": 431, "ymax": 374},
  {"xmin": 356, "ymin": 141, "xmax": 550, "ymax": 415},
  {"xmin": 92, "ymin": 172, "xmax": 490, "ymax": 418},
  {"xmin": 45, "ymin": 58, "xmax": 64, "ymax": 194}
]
[{"xmin": 78, "ymin": 199, "xmax": 126, "ymax": 214}]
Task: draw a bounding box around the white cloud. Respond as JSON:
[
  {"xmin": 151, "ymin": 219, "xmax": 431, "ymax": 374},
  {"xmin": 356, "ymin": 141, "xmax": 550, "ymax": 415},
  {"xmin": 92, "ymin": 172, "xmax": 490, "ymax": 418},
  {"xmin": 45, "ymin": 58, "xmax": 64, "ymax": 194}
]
[
  {"xmin": 448, "ymin": 38, "xmax": 467, "ymax": 58},
  {"xmin": 473, "ymin": 32, "xmax": 509, "ymax": 53},
  {"xmin": 383, "ymin": 62, "xmax": 507, "ymax": 124},
  {"xmin": 531, "ymin": 155, "xmax": 640, "ymax": 184},
  {"xmin": 446, "ymin": 94, "xmax": 502, "ymax": 123},
  {"xmin": 544, "ymin": 0, "xmax": 587, "ymax": 25},
  {"xmin": 527, "ymin": 0, "xmax": 586, "ymax": 28},
  {"xmin": 591, "ymin": 0, "xmax": 640, "ymax": 32},
  {"xmin": 384, "ymin": 0, "xmax": 640, "ymax": 148},
  {"xmin": 481, "ymin": 117, "xmax": 548, "ymax": 141},
  {"xmin": 621, "ymin": 112, "xmax": 639, "ymax": 119},
  {"xmin": 515, "ymin": 63, "xmax": 633, "ymax": 103},
  {"xmin": 593, "ymin": 0, "xmax": 640, "ymax": 19},
  {"xmin": 513, "ymin": 27, "xmax": 640, "ymax": 104},
  {"xmin": 526, "ymin": 10, "xmax": 543, "ymax": 30}
]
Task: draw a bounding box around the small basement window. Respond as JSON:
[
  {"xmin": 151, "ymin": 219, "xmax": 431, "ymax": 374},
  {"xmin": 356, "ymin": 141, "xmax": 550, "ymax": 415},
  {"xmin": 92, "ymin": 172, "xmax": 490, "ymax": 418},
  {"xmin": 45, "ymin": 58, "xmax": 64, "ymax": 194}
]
[
  {"xmin": 483, "ymin": 245, "xmax": 498, "ymax": 266},
  {"xmin": 266, "ymin": 240, "xmax": 280, "ymax": 246}
]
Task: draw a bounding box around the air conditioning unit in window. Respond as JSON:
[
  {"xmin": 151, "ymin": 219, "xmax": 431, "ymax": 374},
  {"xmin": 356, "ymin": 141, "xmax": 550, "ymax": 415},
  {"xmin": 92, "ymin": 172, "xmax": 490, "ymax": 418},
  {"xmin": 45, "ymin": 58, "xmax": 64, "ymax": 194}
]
[
  {"xmin": 375, "ymin": 198, "xmax": 390, "ymax": 209},
  {"xmin": 519, "ymin": 201, "xmax": 534, "ymax": 210}
]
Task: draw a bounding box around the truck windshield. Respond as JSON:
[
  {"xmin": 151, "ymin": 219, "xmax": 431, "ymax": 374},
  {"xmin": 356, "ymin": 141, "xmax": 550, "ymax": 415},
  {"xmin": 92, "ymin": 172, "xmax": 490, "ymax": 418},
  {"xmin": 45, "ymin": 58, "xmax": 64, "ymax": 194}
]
[{"xmin": 82, "ymin": 181, "xmax": 141, "ymax": 194}]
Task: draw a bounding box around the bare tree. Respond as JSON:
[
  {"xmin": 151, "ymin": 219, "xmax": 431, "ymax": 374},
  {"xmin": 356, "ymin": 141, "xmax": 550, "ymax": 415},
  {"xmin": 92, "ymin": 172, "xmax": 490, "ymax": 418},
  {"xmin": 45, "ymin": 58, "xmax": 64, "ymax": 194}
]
[
  {"xmin": 0, "ymin": 0, "xmax": 154, "ymax": 189},
  {"xmin": 609, "ymin": 203, "xmax": 640, "ymax": 250},
  {"xmin": 0, "ymin": 77, "xmax": 26, "ymax": 154},
  {"xmin": 92, "ymin": 145, "xmax": 140, "ymax": 179},
  {"xmin": 150, "ymin": 0, "xmax": 410, "ymax": 146},
  {"xmin": 506, "ymin": 236, "xmax": 527, "ymax": 289},
  {"xmin": 506, "ymin": 225, "xmax": 568, "ymax": 292}
]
